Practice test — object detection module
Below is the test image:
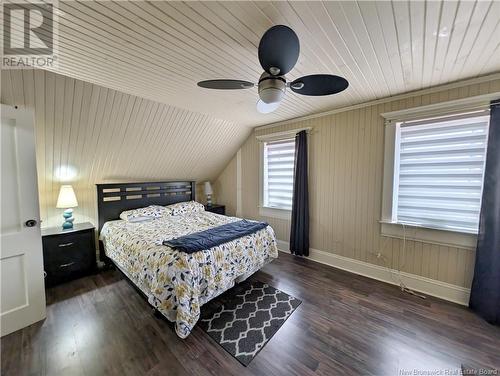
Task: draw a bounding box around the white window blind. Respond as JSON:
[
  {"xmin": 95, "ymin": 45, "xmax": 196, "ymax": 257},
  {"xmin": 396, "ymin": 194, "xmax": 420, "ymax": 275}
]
[
  {"xmin": 263, "ymin": 138, "xmax": 295, "ymax": 210},
  {"xmin": 394, "ymin": 112, "xmax": 490, "ymax": 233}
]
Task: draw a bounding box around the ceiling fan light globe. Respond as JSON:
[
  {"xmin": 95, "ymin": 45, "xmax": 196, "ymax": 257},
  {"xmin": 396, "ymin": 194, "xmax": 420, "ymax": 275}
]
[
  {"xmin": 257, "ymin": 99, "xmax": 280, "ymax": 114},
  {"xmin": 259, "ymin": 87, "xmax": 285, "ymax": 104},
  {"xmin": 258, "ymin": 72, "xmax": 286, "ymax": 104}
]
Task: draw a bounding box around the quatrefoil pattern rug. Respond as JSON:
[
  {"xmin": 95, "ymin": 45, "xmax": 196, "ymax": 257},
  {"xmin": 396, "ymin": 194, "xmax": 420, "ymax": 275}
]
[{"xmin": 199, "ymin": 280, "xmax": 301, "ymax": 366}]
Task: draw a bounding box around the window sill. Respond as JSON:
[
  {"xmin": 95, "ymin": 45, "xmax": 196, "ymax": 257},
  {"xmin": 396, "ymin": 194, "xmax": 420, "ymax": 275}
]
[
  {"xmin": 380, "ymin": 221, "xmax": 477, "ymax": 249},
  {"xmin": 259, "ymin": 206, "xmax": 291, "ymax": 220}
]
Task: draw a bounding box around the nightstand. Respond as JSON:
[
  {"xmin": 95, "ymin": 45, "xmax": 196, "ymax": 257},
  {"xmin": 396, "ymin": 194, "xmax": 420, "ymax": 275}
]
[
  {"xmin": 41, "ymin": 222, "xmax": 97, "ymax": 286},
  {"xmin": 205, "ymin": 204, "xmax": 225, "ymax": 215}
]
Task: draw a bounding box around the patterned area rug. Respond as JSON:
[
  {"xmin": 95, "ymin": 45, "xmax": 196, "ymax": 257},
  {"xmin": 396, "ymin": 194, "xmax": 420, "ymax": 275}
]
[{"xmin": 199, "ymin": 280, "xmax": 301, "ymax": 366}]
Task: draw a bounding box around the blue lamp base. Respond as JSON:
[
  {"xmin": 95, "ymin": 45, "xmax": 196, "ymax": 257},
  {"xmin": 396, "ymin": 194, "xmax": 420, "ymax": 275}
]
[{"xmin": 62, "ymin": 208, "xmax": 75, "ymax": 229}]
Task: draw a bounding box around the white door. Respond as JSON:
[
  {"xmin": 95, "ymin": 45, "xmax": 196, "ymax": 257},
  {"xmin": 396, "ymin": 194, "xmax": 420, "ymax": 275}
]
[{"xmin": 1, "ymin": 104, "xmax": 46, "ymax": 337}]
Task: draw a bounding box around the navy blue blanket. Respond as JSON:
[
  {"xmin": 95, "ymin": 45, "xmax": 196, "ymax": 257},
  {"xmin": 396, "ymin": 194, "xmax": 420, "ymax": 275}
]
[{"xmin": 163, "ymin": 220, "xmax": 269, "ymax": 253}]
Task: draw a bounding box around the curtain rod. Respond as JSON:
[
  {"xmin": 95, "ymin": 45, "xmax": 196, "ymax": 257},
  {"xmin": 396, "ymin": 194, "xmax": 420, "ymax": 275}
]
[{"xmin": 255, "ymin": 127, "xmax": 312, "ymax": 142}]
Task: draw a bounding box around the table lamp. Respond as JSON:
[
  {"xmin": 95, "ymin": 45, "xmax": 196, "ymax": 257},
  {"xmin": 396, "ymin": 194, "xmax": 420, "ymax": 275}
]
[
  {"xmin": 56, "ymin": 185, "xmax": 78, "ymax": 229},
  {"xmin": 204, "ymin": 181, "xmax": 213, "ymax": 207}
]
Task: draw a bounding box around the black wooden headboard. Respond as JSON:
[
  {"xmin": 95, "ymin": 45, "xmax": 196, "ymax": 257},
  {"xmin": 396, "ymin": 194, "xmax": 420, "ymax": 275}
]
[{"xmin": 96, "ymin": 181, "xmax": 196, "ymax": 233}]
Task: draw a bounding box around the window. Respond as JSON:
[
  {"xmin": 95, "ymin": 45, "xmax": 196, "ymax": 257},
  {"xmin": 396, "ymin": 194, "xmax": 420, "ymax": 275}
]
[
  {"xmin": 262, "ymin": 138, "xmax": 295, "ymax": 211},
  {"xmin": 257, "ymin": 127, "xmax": 310, "ymax": 219},
  {"xmin": 383, "ymin": 110, "xmax": 490, "ymax": 240},
  {"xmin": 393, "ymin": 113, "xmax": 489, "ymax": 233}
]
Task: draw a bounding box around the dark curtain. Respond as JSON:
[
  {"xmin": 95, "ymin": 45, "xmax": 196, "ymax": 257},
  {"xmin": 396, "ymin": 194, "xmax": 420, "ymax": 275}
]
[
  {"xmin": 469, "ymin": 99, "xmax": 500, "ymax": 324},
  {"xmin": 290, "ymin": 130, "xmax": 309, "ymax": 256}
]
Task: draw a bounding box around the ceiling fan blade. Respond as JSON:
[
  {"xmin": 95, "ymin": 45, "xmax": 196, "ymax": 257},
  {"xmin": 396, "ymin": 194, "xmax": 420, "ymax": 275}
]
[
  {"xmin": 290, "ymin": 75, "xmax": 349, "ymax": 96},
  {"xmin": 258, "ymin": 25, "xmax": 300, "ymax": 76},
  {"xmin": 197, "ymin": 80, "xmax": 255, "ymax": 90}
]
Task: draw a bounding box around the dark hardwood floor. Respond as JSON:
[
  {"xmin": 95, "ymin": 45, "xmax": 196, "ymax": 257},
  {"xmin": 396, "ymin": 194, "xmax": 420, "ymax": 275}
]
[{"xmin": 2, "ymin": 252, "xmax": 499, "ymax": 376}]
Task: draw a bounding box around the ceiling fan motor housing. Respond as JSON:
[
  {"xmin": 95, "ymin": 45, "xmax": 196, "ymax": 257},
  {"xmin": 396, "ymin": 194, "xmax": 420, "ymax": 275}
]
[{"xmin": 258, "ymin": 72, "xmax": 286, "ymax": 104}]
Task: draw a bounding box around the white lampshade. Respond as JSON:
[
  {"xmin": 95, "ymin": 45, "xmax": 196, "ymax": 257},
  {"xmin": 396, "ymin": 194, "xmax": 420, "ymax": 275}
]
[
  {"xmin": 204, "ymin": 181, "xmax": 213, "ymax": 195},
  {"xmin": 56, "ymin": 185, "xmax": 78, "ymax": 208}
]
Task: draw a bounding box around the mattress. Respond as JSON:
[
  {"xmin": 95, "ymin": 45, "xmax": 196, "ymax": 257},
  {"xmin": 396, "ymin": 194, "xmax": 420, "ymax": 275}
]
[{"xmin": 99, "ymin": 210, "xmax": 278, "ymax": 338}]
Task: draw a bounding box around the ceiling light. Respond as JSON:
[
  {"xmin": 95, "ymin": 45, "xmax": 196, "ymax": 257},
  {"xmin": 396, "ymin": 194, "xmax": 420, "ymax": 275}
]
[
  {"xmin": 257, "ymin": 99, "xmax": 280, "ymax": 114},
  {"xmin": 259, "ymin": 87, "xmax": 285, "ymax": 104},
  {"xmin": 258, "ymin": 72, "xmax": 286, "ymax": 104}
]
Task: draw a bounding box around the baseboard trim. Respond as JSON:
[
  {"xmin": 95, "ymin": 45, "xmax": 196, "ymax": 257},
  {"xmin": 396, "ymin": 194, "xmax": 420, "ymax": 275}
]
[{"xmin": 276, "ymin": 240, "xmax": 471, "ymax": 306}]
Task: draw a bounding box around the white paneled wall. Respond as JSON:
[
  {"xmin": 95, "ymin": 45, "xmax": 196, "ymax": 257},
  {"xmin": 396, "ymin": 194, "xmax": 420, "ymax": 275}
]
[
  {"xmin": 213, "ymin": 155, "xmax": 237, "ymax": 216},
  {"xmin": 1, "ymin": 69, "xmax": 251, "ymax": 228},
  {"xmin": 216, "ymin": 77, "xmax": 500, "ymax": 288}
]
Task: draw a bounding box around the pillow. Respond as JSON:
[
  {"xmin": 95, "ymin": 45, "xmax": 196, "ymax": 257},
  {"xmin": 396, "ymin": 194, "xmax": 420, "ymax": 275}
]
[
  {"xmin": 119, "ymin": 205, "xmax": 170, "ymax": 221},
  {"xmin": 166, "ymin": 201, "xmax": 205, "ymax": 216}
]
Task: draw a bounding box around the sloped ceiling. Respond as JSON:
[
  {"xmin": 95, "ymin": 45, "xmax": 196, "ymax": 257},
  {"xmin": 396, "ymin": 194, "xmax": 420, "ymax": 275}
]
[
  {"xmin": 1, "ymin": 69, "xmax": 250, "ymax": 227},
  {"xmin": 27, "ymin": 0, "xmax": 500, "ymax": 126}
]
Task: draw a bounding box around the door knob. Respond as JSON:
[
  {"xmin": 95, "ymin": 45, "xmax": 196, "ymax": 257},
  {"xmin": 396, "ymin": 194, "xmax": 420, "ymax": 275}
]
[{"xmin": 25, "ymin": 219, "xmax": 37, "ymax": 227}]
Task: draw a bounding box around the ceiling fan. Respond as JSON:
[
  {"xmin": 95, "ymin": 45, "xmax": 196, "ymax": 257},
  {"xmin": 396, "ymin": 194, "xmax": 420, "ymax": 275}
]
[{"xmin": 197, "ymin": 25, "xmax": 349, "ymax": 114}]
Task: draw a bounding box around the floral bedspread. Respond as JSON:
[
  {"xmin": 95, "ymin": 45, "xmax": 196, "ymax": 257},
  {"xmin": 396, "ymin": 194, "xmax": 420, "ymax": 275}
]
[{"xmin": 100, "ymin": 211, "xmax": 278, "ymax": 338}]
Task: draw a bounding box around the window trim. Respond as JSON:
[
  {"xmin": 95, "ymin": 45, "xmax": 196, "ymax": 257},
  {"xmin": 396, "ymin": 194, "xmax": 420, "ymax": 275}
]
[
  {"xmin": 379, "ymin": 221, "xmax": 478, "ymax": 249},
  {"xmin": 379, "ymin": 95, "xmax": 498, "ymax": 249},
  {"xmin": 257, "ymin": 127, "xmax": 311, "ymax": 219}
]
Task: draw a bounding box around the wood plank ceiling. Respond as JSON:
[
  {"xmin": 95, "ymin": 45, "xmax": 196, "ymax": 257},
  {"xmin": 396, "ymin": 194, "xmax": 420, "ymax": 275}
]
[{"xmin": 27, "ymin": 0, "xmax": 500, "ymax": 127}]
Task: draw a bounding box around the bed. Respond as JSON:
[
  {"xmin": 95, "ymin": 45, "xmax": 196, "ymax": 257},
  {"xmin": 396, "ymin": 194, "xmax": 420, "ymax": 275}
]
[{"xmin": 96, "ymin": 181, "xmax": 278, "ymax": 338}]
